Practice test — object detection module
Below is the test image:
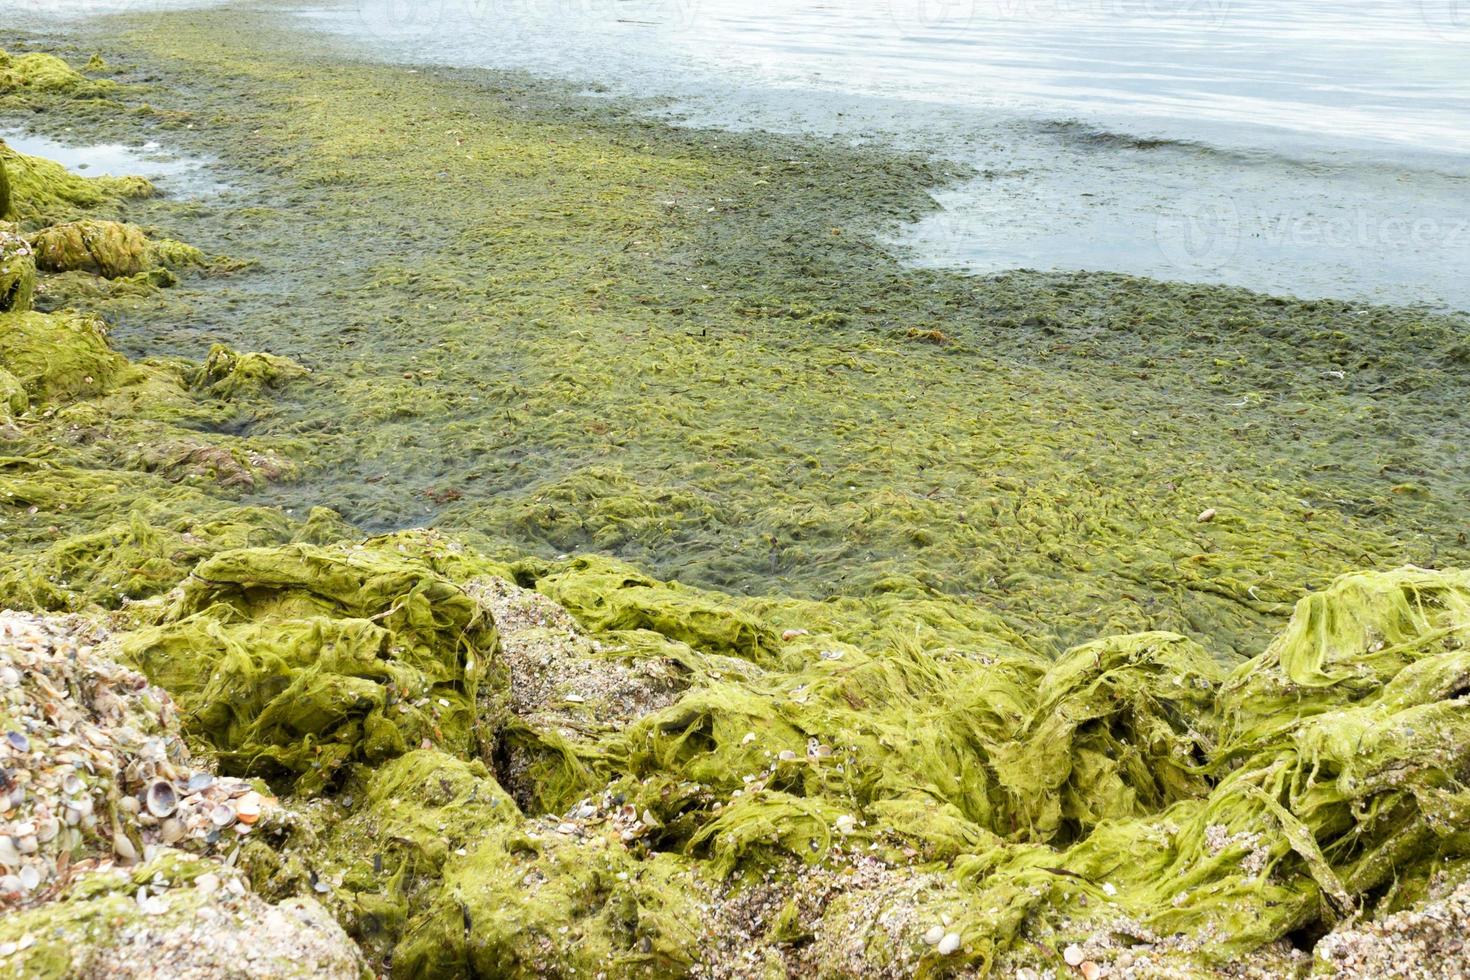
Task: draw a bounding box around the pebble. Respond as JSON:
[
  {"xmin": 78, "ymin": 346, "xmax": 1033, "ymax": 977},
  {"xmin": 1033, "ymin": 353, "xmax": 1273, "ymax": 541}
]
[
  {"xmin": 1196, "ymin": 508, "xmax": 1217, "ymax": 523},
  {"xmin": 937, "ymin": 932, "xmax": 961, "ymax": 955},
  {"xmin": 922, "ymin": 925, "xmax": 945, "ymax": 945},
  {"xmin": 1063, "ymin": 944, "xmax": 1085, "ymax": 966}
]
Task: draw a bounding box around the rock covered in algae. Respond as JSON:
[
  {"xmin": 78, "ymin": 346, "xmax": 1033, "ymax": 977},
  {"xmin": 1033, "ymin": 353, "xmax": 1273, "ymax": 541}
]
[
  {"xmin": 0, "ymin": 610, "xmax": 365, "ymax": 979},
  {"xmin": 29, "ymin": 220, "xmax": 202, "ymax": 280},
  {"xmin": 104, "ymin": 531, "xmax": 1470, "ymax": 976},
  {"xmin": 0, "ymin": 309, "xmax": 124, "ymax": 404},
  {"xmin": 189, "ymin": 343, "xmax": 309, "ymax": 399},
  {"xmin": 0, "ymin": 142, "xmax": 153, "ymax": 226},
  {"xmin": 0, "ymin": 50, "xmax": 113, "ymax": 98},
  {"xmin": 122, "ymin": 542, "xmax": 505, "ymax": 794},
  {"xmin": 0, "ymin": 228, "xmax": 33, "ymax": 313}
]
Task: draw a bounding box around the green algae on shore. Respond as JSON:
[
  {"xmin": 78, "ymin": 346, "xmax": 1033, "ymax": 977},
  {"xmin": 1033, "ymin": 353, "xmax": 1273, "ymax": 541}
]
[
  {"xmin": 1, "ymin": 35, "xmax": 1470, "ymax": 980},
  {"xmin": 15, "ymin": 11, "xmax": 1461, "ymax": 663}
]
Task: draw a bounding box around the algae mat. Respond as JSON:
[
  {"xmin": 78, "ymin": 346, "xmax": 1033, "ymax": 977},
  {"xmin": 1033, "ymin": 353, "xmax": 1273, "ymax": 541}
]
[
  {"xmin": 2, "ymin": 31, "xmax": 1470, "ymax": 980},
  {"xmin": 4, "ymin": 8, "xmax": 1466, "ymax": 659}
]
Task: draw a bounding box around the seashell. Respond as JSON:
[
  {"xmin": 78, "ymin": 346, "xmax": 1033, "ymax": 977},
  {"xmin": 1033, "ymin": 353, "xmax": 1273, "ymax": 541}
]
[
  {"xmin": 210, "ymin": 803, "xmax": 237, "ymax": 827},
  {"xmin": 118, "ymin": 796, "xmax": 140, "ymax": 815},
  {"xmin": 159, "ymin": 818, "xmax": 185, "ymax": 844},
  {"xmin": 922, "ymin": 925, "xmax": 945, "ymax": 946},
  {"xmin": 17, "ymin": 865, "xmax": 39, "ymax": 891},
  {"xmin": 0, "ymin": 874, "xmax": 21, "ymax": 896},
  {"xmin": 113, "ymin": 831, "xmax": 138, "ymax": 864},
  {"xmin": 34, "ymin": 818, "xmax": 58, "ymax": 844},
  {"xmin": 15, "ymin": 836, "xmax": 37, "ymax": 856},
  {"xmin": 1079, "ymin": 962, "xmax": 1101, "ymax": 980},
  {"xmin": 777, "ymin": 750, "xmax": 798, "ymax": 762},
  {"xmin": 235, "ymin": 792, "xmax": 262, "ymax": 825},
  {"xmin": 62, "ymin": 775, "xmax": 84, "ymax": 796},
  {"xmin": 0, "ymin": 836, "xmax": 20, "ymax": 868},
  {"xmin": 186, "ymin": 773, "xmax": 215, "ymax": 794},
  {"xmin": 1063, "ymin": 944, "xmax": 1085, "ymax": 967},
  {"xmin": 195, "ymin": 872, "xmax": 221, "ymax": 895},
  {"xmin": 146, "ymin": 780, "xmax": 178, "ymax": 818},
  {"xmin": 937, "ymin": 933, "xmax": 961, "ymax": 956},
  {"xmin": 5, "ymin": 731, "xmax": 29, "ymax": 753}
]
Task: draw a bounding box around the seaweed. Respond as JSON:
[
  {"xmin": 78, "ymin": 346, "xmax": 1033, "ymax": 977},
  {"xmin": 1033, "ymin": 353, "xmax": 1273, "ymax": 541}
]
[
  {"xmin": 0, "ymin": 228, "xmax": 34, "ymax": 313},
  {"xmin": 0, "ymin": 152, "xmax": 11, "ymax": 220},
  {"xmin": 0, "ymin": 142, "xmax": 153, "ymax": 227},
  {"xmin": 2, "ymin": 22, "xmax": 1469, "ymax": 978},
  {"xmin": 122, "ymin": 542, "xmax": 505, "ymax": 793},
  {"xmin": 29, "ymin": 219, "xmax": 203, "ymax": 279}
]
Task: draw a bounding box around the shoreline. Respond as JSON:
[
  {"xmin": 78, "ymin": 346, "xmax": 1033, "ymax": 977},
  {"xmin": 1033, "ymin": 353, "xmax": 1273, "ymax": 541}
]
[{"xmin": 2, "ymin": 15, "xmax": 1470, "ymax": 978}]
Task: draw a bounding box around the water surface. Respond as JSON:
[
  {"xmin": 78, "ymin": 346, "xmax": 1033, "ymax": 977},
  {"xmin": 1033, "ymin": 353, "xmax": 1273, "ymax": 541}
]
[{"xmin": 297, "ymin": 0, "xmax": 1470, "ymax": 310}]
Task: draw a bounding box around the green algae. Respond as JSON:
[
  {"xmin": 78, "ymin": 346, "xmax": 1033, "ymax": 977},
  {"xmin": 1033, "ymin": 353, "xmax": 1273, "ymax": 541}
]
[
  {"xmin": 29, "ymin": 219, "xmax": 202, "ymax": 279},
  {"xmin": 0, "ymin": 227, "xmax": 34, "ymax": 312},
  {"xmin": 0, "ymin": 141, "xmax": 153, "ymax": 227},
  {"xmin": 52, "ymin": 10, "xmax": 1465, "ymax": 663},
  {"xmin": 0, "ymin": 49, "xmax": 113, "ymax": 99},
  {"xmin": 1, "ymin": 21, "xmax": 1469, "ymax": 979},
  {"xmin": 0, "ymin": 309, "xmax": 125, "ymax": 403},
  {"xmin": 122, "ymin": 542, "xmax": 504, "ymax": 793},
  {"xmin": 124, "ymin": 540, "xmax": 1470, "ymax": 976}
]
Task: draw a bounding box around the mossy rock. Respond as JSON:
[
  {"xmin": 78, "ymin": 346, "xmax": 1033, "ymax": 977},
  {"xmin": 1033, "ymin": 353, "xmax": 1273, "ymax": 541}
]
[
  {"xmin": 122, "ymin": 542, "xmax": 507, "ymax": 793},
  {"xmin": 0, "ymin": 309, "xmax": 125, "ymax": 404},
  {"xmin": 0, "ymin": 852, "xmax": 363, "ymax": 979},
  {"xmin": 0, "ymin": 50, "xmax": 114, "ymax": 98},
  {"xmin": 29, "ymin": 219, "xmax": 202, "ymax": 279},
  {"xmin": 191, "ymin": 343, "xmax": 310, "ymax": 399},
  {"xmin": 0, "ymin": 143, "xmax": 154, "ymax": 226},
  {"xmin": 0, "ymin": 229, "xmax": 34, "ymax": 312}
]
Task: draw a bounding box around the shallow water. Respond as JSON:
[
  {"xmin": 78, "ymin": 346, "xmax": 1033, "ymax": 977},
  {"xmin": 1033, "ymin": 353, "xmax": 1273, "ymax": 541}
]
[{"xmin": 287, "ymin": 0, "xmax": 1470, "ymax": 311}]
